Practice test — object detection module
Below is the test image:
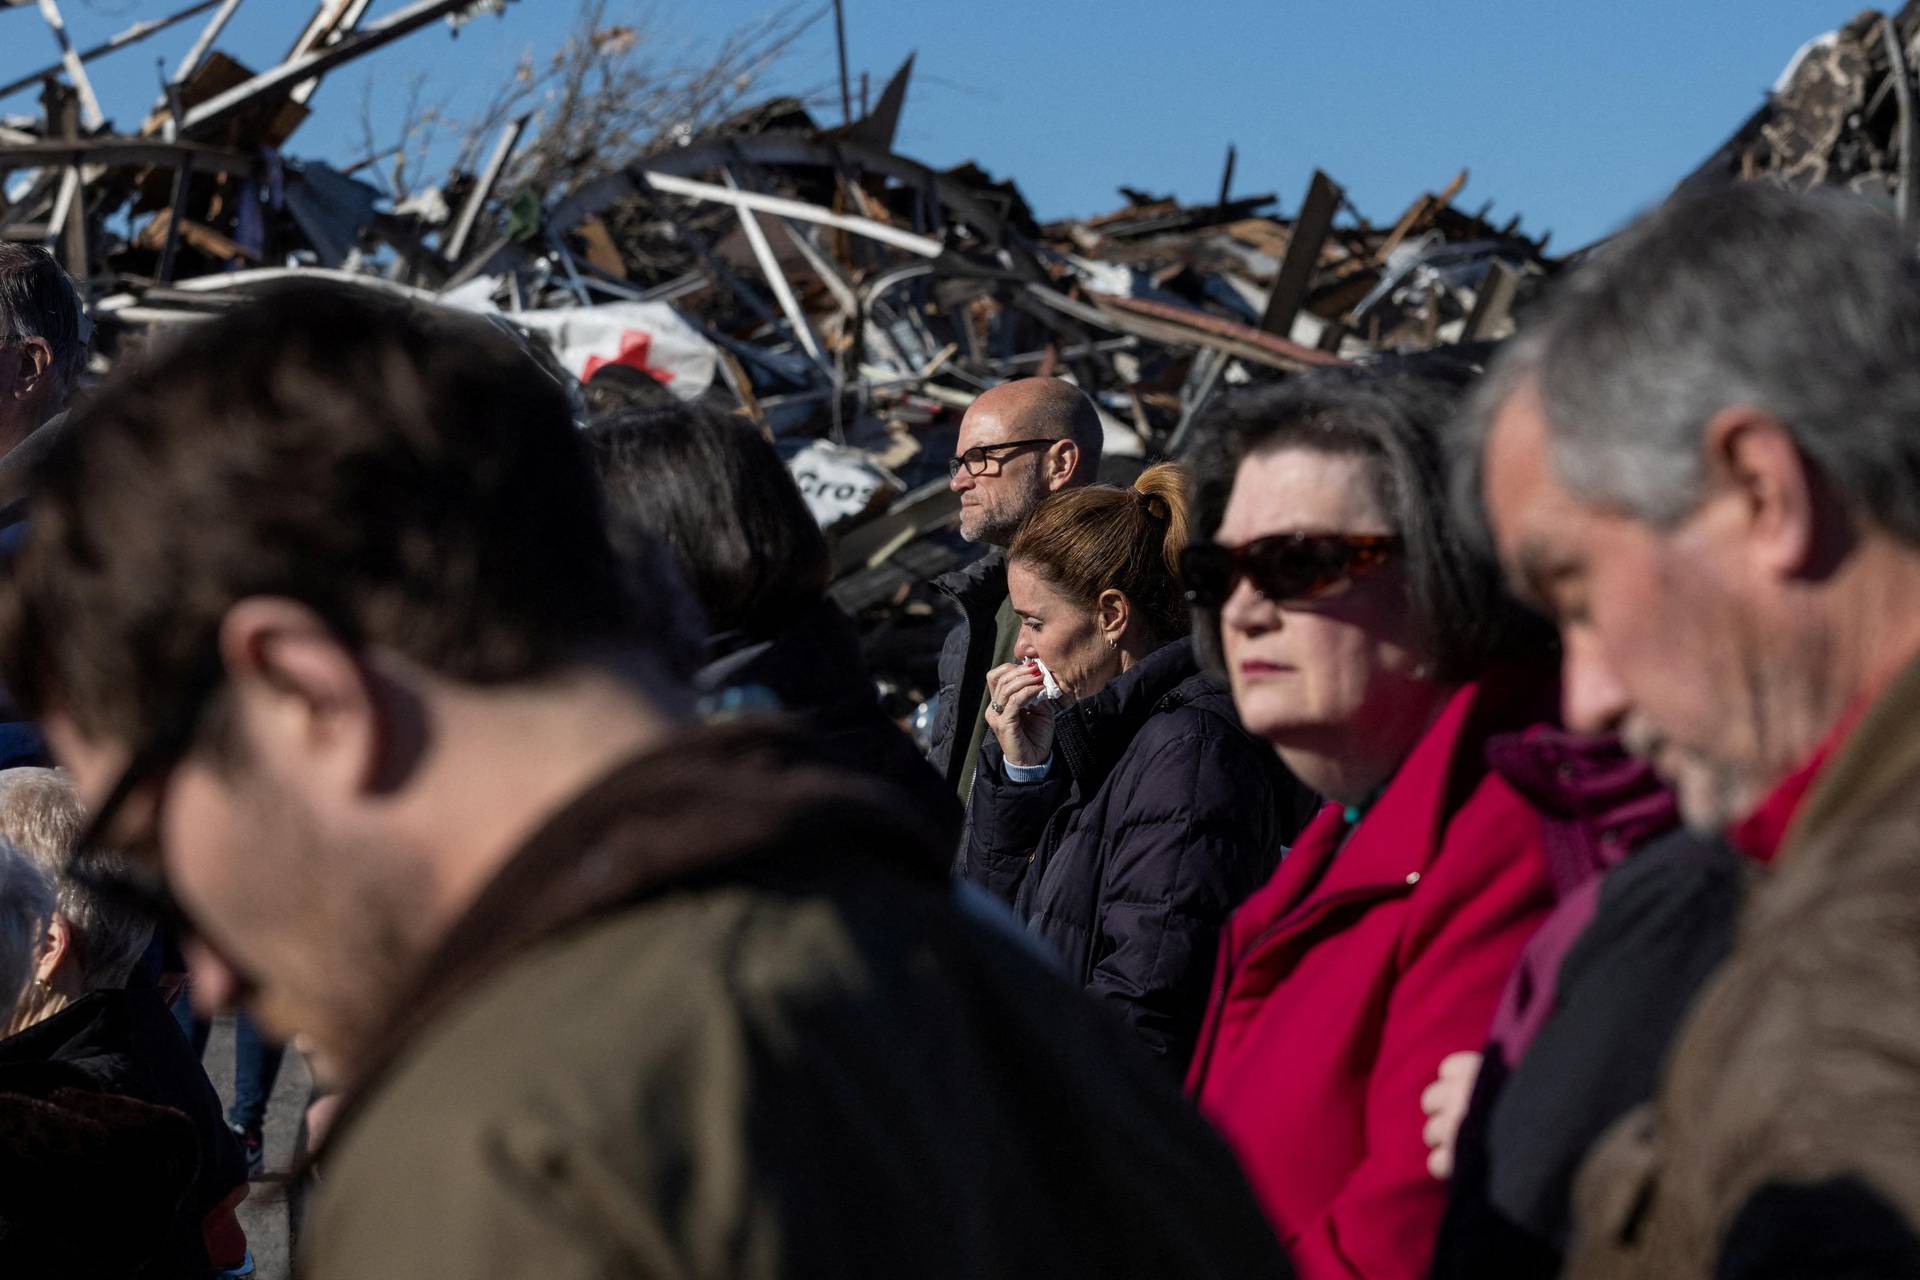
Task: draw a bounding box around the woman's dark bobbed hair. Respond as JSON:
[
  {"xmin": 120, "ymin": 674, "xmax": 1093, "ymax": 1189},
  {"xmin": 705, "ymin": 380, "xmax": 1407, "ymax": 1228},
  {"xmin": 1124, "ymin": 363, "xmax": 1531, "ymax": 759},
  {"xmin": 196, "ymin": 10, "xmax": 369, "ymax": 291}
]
[
  {"xmin": 1182, "ymin": 363, "xmax": 1550, "ymax": 683},
  {"xmin": 586, "ymin": 402, "xmax": 830, "ymax": 643}
]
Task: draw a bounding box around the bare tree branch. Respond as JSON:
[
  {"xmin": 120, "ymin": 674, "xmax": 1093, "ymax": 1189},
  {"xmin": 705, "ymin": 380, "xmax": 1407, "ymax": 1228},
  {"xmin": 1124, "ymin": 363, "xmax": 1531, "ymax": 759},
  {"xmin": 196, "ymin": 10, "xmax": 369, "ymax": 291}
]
[{"xmin": 457, "ymin": 0, "xmax": 831, "ymax": 203}]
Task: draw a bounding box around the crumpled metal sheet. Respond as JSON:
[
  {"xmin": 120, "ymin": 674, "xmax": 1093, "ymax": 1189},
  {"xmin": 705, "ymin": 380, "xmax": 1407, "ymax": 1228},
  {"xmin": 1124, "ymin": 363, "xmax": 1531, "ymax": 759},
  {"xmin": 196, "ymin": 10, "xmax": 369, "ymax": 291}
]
[{"xmin": 1764, "ymin": 15, "xmax": 1876, "ymax": 191}]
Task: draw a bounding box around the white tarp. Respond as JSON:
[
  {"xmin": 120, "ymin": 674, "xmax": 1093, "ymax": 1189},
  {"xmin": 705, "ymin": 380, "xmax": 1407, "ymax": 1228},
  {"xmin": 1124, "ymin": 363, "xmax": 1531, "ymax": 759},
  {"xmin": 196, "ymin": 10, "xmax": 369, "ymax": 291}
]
[
  {"xmin": 509, "ymin": 301, "xmax": 718, "ymax": 403},
  {"xmin": 143, "ymin": 271, "xmax": 721, "ymax": 403}
]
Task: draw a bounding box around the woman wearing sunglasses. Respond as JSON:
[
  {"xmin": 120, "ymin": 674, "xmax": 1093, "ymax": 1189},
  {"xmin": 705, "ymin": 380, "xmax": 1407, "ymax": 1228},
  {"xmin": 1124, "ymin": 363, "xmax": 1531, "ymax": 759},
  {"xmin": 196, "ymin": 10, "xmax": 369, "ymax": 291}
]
[
  {"xmin": 962, "ymin": 462, "xmax": 1317, "ymax": 1074},
  {"xmin": 1179, "ymin": 369, "xmax": 1555, "ymax": 1280}
]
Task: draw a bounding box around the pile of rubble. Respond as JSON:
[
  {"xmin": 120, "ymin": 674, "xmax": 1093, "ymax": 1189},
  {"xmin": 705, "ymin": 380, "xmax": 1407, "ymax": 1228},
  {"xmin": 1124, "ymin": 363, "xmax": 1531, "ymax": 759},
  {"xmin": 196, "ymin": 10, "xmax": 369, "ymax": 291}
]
[
  {"xmin": 1682, "ymin": 1, "xmax": 1920, "ymax": 225},
  {"xmin": 1, "ymin": 1, "xmax": 1570, "ymax": 709},
  {"xmin": 69, "ymin": 2, "xmax": 1920, "ymax": 708},
  {"xmin": 0, "ymin": 12, "xmax": 1554, "ymax": 487}
]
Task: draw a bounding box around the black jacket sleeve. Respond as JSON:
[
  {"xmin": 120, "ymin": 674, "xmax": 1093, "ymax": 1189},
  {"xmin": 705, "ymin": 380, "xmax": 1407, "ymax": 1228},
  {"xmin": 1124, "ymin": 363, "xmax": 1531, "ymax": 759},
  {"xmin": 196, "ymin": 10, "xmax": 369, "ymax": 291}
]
[
  {"xmin": 962, "ymin": 741, "xmax": 1072, "ymax": 907},
  {"xmin": 1084, "ymin": 725, "xmax": 1282, "ymax": 1071}
]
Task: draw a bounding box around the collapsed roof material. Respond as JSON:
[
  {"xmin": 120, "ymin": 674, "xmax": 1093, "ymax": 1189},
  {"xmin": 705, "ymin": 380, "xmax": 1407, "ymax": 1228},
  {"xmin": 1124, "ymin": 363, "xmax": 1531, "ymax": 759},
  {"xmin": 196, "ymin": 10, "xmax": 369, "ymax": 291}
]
[{"xmin": 11, "ymin": 0, "xmax": 1897, "ymax": 709}]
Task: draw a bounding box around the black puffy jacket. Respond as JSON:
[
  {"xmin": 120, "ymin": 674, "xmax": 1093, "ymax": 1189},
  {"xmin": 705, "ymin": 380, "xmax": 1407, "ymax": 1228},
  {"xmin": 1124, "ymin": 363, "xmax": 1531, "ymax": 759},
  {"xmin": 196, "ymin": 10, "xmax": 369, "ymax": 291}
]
[{"xmin": 963, "ymin": 639, "xmax": 1315, "ymax": 1071}]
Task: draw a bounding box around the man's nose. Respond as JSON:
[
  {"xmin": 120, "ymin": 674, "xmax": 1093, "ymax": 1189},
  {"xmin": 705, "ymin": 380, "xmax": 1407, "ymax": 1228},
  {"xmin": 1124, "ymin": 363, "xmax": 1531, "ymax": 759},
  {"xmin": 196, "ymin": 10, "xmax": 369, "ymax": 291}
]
[
  {"xmin": 182, "ymin": 935, "xmax": 249, "ymax": 1018},
  {"xmin": 1561, "ymin": 629, "xmax": 1630, "ymax": 734},
  {"xmin": 949, "ymin": 465, "xmax": 972, "ymax": 494}
]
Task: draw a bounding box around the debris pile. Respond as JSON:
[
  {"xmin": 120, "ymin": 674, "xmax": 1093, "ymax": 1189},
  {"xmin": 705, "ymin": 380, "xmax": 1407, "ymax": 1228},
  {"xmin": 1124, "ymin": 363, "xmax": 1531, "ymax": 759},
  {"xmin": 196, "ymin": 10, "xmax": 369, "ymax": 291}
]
[
  {"xmin": 1682, "ymin": 0, "xmax": 1920, "ymax": 223},
  {"xmin": 3, "ymin": 0, "xmax": 1568, "ymax": 709}
]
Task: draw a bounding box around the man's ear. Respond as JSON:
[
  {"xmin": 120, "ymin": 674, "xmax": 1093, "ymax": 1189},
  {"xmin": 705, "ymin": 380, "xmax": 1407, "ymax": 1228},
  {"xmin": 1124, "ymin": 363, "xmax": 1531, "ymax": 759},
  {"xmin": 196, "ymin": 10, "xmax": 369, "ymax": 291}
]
[
  {"xmin": 33, "ymin": 913, "xmax": 70, "ymax": 986},
  {"xmin": 1701, "ymin": 405, "xmax": 1821, "ymax": 579},
  {"xmin": 1045, "ymin": 438, "xmax": 1082, "ymax": 492},
  {"xmin": 4, "ymin": 337, "xmax": 52, "ymax": 403},
  {"xmin": 217, "ymin": 598, "xmax": 384, "ymax": 795}
]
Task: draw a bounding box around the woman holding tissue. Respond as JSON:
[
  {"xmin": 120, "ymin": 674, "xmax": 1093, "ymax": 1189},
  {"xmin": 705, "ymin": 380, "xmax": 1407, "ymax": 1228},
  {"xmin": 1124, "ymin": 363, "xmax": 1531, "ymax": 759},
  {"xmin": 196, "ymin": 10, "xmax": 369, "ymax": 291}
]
[{"xmin": 963, "ymin": 461, "xmax": 1315, "ymax": 1073}]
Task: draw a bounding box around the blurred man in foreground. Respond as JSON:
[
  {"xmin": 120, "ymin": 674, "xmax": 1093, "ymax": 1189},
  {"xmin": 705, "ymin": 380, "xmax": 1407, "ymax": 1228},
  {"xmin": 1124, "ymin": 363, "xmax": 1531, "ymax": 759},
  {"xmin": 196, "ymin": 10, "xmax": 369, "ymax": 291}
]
[{"xmin": 0, "ymin": 284, "xmax": 1289, "ymax": 1278}]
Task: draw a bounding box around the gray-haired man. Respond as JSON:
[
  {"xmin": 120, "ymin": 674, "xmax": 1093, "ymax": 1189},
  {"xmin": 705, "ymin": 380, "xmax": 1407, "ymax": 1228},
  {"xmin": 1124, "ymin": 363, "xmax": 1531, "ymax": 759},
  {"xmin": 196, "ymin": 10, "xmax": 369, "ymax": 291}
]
[{"xmin": 1468, "ymin": 183, "xmax": 1920, "ymax": 1278}]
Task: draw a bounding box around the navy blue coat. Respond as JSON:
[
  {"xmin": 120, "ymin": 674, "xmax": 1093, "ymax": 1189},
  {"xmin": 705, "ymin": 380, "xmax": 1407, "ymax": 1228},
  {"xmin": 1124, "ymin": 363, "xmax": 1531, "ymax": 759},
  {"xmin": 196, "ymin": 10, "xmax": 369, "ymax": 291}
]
[{"xmin": 963, "ymin": 639, "xmax": 1314, "ymax": 1071}]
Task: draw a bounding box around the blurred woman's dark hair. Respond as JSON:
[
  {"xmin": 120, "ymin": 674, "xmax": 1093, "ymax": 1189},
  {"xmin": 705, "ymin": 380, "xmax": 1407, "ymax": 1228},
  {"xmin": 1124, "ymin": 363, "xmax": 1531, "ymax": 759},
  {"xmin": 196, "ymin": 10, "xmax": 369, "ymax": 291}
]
[
  {"xmin": 1183, "ymin": 366, "xmax": 1549, "ymax": 683},
  {"xmin": 581, "ymin": 363, "xmax": 681, "ymax": 418},
  {"xmin": 586, "ymin": 403, "xmax": 830, "ymax": 643}
]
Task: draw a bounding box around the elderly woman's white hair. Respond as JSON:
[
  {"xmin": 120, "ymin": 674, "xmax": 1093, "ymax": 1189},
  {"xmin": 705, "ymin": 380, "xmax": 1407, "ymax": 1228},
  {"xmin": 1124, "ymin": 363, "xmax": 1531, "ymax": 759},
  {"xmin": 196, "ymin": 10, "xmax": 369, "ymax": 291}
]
[
  {"xmin": 0, "ymin": 768, "xmax": 153, "ymax": 991},
  {"xmin": 0, "ymin": 838, "xmax": 53, "ymax": 1015}
]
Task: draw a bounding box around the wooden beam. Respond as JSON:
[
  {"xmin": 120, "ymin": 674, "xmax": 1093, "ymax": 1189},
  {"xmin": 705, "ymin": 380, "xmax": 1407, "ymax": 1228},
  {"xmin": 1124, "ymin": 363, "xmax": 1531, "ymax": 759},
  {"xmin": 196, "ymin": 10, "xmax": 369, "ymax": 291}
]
[
  {"xmin": 0, "ymin": 0, "xmax": 227, "ymax": 104},
  {"xmin": 177, "ymin": 0, "xmax": 478, "ymax": 138},
  {"xmin": 0, "ymin": 138, "xmax": 249, "ymax": 176},
  {"xmin": 37, "ymin": 80, "xmax": 86, "ymax": 283},
  {"xmin": 442, "ymin": 112, "xmax": 529, "ymax": 263},
  {"xmin": 638, "ymin": 168, "xmax": 944, "ymax": 258},
  {"xmin": 154, "ymin": 161, "xmax": 193, "ymax": 282},
  {"xmin": 1462, "ymin": 261, "xmax": 1521, "ymax": 342},
  {"xmin": 1258, "ymin": 169, "xmax": 1341, "ymax": 337},
  {"xmin": 721, "ymin": 168, "xmax": 828, "ymax": 368},
  {"xmin": 34, "ymin": 0, "xmax": 104, "ymax": 130},
  {"xmin": 168, "ymin": 0, "xmax": 247, "ymax": 92}
]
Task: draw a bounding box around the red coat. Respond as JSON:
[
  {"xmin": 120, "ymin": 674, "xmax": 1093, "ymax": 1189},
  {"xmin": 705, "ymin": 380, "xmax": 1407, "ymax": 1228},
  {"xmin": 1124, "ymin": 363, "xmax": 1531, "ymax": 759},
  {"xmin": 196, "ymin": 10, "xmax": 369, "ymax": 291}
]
[{"xmin": 1187, "ymin": 676, "xmax": 1554, "ymax": 1280}]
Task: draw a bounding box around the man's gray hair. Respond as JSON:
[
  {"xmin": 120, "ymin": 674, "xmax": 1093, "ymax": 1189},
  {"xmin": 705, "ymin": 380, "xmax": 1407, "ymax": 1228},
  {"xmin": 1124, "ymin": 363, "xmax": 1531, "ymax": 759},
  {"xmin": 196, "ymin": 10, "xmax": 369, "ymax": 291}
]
[
  {"xmin": 0, "ymin": 243, "xmax": 87, "ymax": 396},
  {"xmin": 1458, "ymin": 184, "xmax": 1920, "ymax": 540},
  {"xmin": 0, "ymin": 839, "xmax": 53, "ymax": 1015},
  {"xmin": 0, "ymin": 768, "xmax": 152, "ymax": 990}
]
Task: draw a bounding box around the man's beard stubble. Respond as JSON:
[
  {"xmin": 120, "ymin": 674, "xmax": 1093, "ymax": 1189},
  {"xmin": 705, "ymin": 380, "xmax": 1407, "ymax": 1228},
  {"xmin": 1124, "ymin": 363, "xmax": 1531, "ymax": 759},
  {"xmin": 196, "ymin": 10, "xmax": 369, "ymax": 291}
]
[
  {"xmin": 963, "ymin": 469, "xmax": 1049, "ymax": 547},
  {"xmin": 225, "ymin": 788, "xmax": 436, "ymax": 1089}
]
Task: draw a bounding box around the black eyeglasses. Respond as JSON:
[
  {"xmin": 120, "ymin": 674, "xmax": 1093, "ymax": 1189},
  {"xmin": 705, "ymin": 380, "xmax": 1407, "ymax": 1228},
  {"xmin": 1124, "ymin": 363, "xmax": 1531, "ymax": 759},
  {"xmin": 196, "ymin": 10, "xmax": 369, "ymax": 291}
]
[
  {"xmin": 947, "ymin": 438, "xmax": 1059, "ymax": 479},
  {"xmin": 1179, "ymin": 532, "xmax": 1402, "ymax": 609},
  {"xmin": 69, "ymin": 646, "xmax": 227, "ymax": 938}
]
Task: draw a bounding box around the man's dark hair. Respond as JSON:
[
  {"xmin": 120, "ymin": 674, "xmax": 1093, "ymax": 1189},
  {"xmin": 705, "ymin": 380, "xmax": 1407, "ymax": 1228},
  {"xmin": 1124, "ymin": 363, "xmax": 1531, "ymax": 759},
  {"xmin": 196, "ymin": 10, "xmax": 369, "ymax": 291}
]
[
  {"xmin": 1185, "ymin": 367, "xmax": 1548, "ymax": 682},
  {"xmin": 0, "ymin": 244, "xmax": 86, "ymax": 393},
  {"xmin": 585, "ymin": 403, "xmax": 829, "ymax": 641},
  {"xmin": 0, "ymin": 282, "xmax": 640, "ymax": 744}
]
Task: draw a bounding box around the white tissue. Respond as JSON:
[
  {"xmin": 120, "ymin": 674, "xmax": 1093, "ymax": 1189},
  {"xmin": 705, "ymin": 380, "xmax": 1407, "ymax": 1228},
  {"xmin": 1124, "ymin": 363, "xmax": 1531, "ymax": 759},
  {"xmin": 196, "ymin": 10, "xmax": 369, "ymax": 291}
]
[{"xmin": 1032, "ymin": 658, "xmax": 1063, "ymax": 700}]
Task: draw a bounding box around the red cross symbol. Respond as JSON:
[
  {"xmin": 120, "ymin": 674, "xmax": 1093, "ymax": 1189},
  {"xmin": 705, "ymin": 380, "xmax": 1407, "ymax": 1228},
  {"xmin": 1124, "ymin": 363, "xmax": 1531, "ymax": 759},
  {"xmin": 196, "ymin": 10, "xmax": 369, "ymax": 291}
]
[{"xmin": 582, "ymin": 329, "xmax": 677, "ymax": 384}]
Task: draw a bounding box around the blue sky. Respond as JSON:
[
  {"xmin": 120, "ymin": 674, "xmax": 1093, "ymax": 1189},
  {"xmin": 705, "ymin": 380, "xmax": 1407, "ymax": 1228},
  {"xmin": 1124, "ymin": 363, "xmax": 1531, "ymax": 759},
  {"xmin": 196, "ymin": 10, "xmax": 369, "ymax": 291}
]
[{"xmin": 0, "ymin": 1, "xmax": 1876, "ymax": 251}]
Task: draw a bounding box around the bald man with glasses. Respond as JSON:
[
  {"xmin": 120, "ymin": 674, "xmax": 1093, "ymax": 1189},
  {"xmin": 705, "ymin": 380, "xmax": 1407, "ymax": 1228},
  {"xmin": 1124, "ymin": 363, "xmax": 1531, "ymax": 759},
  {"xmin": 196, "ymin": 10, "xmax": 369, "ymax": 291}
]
[{"xmin": 928, "ymin": 378, "xmax": 1102, "ymax": 805}]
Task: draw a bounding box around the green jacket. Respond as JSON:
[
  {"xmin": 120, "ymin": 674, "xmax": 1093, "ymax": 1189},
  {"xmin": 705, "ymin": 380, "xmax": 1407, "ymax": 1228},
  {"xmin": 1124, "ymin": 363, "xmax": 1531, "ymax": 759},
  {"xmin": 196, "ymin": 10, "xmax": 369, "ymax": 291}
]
[
  {"xmin": 1569, "ymin": 648, "xmax": 1920, "ymax": 1278},
  {"xmin": 300, "ymin": 726, "xmax": 1290, "ymax": 1278}
]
